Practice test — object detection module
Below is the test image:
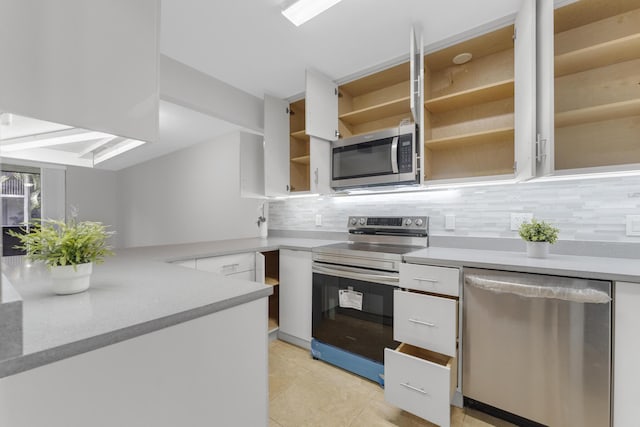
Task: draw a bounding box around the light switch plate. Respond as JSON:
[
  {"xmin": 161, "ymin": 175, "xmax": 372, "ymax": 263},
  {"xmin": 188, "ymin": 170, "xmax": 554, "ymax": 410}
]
[
  {"xmin": 510, "ymin": 213, "xmax": 533, "ymax": 231},
  {"xmin": 626, "ymin": 215, "xmax": 640, "ymax": 236},
  {"xmin": 445, "ymin": 214, "xmax": 455, "ymax": 231}
]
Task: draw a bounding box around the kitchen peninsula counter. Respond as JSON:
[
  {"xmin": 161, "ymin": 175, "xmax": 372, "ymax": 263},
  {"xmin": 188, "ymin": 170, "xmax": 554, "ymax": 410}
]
[{"xmin": 0, "ymin": 237, "xmax": 338, "ymax": 379}]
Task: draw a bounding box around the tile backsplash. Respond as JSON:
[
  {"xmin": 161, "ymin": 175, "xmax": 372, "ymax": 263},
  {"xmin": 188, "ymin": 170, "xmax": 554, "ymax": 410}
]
[{"xmin": 268, "ymin": 175, "xmax": 640, "ymax": 242}]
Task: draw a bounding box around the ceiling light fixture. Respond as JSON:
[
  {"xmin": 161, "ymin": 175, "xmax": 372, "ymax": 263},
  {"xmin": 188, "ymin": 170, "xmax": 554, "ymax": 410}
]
[{"xmin": 281, "ymin": 0, "xmax": 343, "ymax": 26}]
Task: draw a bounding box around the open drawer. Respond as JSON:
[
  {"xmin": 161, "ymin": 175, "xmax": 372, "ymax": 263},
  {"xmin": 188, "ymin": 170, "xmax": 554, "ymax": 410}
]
[{"xmin": 384, "ymin": 343, "xmax": 457, "ymax": 427}]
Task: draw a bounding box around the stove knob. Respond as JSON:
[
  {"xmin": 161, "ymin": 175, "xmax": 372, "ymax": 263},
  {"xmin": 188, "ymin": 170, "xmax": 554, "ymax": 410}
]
[
  {"xmin": 350, "ymin": 217, "xmax": 357, "ymax": 226},
  {"xmin": 359, "ymin": 217, "xmax": 366, "ymax": 225},
  {"xmin": 404, "ymin": 218, "xmax": 412, "ymax": 226},
  {"xmin": 415, "ymin": 218, "xmax": 424, "ymax": 226}
]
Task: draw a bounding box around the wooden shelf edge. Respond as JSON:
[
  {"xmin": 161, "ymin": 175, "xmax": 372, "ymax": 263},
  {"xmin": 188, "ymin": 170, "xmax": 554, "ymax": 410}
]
[
  {"xmin": 290, "ymin": 129, "xmax": 309, "ymax": 141},
  {"xmin": 555, "ymin": 33, "xmax": 640, "ymax": 77},
  {"xmin": 555, "ymin": 99, "xmax": 640, "ymax": 128},
  {"xmin": 425, "ymin": 127, "xmax": 514, "ymax": 149},
  {"xmin": 339, "ymin": 96, "xmax": 411, "ymax": 125},
  {"xmin": 290, "ymin": 155, "xmax": 310, "ymax": 165},
  {"xmin": 425, "ymin": 79, "xmax": 515, "ymax": 113},
  {"xmin": 265, "ymin": 277, "xmax": 279, "ymax": 286}
]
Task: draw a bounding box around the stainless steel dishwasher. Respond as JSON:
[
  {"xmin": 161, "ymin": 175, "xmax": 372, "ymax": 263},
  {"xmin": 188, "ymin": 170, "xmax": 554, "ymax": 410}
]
[{"xmin": 462, "ymin": 268, "xmax": 612, "ymax": 427}]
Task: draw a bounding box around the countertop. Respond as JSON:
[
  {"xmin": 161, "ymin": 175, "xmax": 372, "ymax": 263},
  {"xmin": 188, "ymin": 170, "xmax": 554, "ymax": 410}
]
[
  {"xmin": 404, "ymin": 247, "xmax": 640, "ymax": 283},
  {"xmin": 0, "ymin": 237, "xmax": 338, "ymax": 379}
]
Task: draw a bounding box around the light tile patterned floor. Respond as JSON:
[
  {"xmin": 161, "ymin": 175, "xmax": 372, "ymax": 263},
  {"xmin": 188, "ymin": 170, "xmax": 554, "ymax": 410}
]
[{"xmin": 269, "ymin": 340, "xmax": 515, "ymax": 427}]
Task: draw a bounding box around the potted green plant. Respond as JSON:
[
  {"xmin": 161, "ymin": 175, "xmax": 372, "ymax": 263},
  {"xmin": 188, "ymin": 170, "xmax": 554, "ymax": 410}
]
[
  {"xmin": 518, "ymin": 219, "xmax": 559, "ymax": 258},
  {"xmin": 9, "ymin": 219, "xmax": 114, "ymax": 295}
]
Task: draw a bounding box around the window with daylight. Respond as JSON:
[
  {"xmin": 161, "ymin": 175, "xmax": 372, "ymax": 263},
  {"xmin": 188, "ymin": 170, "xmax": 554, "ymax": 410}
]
[{"xmin": 1, "ymin": 166, "xmax": 41, "ymax": 256}]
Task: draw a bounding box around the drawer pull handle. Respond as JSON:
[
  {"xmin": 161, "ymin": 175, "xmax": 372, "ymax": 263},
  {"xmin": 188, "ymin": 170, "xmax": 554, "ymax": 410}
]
[
  {"xmin": 401, "ymin": 382, "xmax": 429, "ymax": 396},
  {"xmin": 415, "ymin": 277, "xmax": 438, "ymax": 283},
  {"xmin": 222, "ymin": 263, "xmax": 240, "ymax": 270},
  {"xmin": 409, "ymin": 318, "xmax": 435, "ymax": 327}
]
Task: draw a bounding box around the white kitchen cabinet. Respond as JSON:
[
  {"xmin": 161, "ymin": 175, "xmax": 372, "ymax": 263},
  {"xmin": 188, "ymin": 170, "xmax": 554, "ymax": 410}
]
[
  {"xmin": 305, "ymin": 69, "xmax": 339, "ymax": 141},
  {"xmin": 614, "ymin": 281, "xmax": 640, "ymax": 427},
  {"xmin": 196, "ymin": 252, "xmax": 256, "ymax": 279},
  {"xmin": 263, "ymin": 96, "xmax": 291, "ymax": 196},
  {"xmin": 278, "ymin": 249, "xmax": 312, "ymax": 347},
  {"xmin": 239, "ymin": 132, "xmax": 266, "ymax": 198},
  {"xmin": 386, "ymin": 263, "xmax": 461, "ymax": 426},
  {"xmin": 536, "ymin": 0, "xmax": 640, "ymax": 176},
  {"xmin": 0, "ymin": 0, "xmax": 159, "ymax": 143}
]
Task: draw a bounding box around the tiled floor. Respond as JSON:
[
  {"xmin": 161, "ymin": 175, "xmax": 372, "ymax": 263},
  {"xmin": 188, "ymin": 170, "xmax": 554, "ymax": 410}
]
[{"xmin": 269, "ymin": 340, "xmax": 515, "ymax": 427}]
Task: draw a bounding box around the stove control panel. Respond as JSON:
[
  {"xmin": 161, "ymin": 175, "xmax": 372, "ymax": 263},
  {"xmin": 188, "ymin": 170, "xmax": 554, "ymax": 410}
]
[{"xmin": 347, "ymin": 216, "xmax": 429, "ymax": 232}]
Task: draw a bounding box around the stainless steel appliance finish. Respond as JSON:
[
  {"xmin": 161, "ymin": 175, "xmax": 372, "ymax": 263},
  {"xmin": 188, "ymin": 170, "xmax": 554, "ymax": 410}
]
[
  {"xmin": 463, "ymin": 268, "xmax": 612, "ymax": 427},
  {"xmin": 311, "ymin": 216, "xmax": 428, "ymax": 369},
  {"xmin": 330, "ymin": 124, "xmax": 419, "ymax": 189}
]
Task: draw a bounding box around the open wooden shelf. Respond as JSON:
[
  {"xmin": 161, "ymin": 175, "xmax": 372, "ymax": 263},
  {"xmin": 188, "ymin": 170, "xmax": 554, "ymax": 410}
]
[
  {"xmin": 425, "ymin": 127, "xmax": 514, "ymax": 150},
  {"xmin": 290, "ymin": 129, "xmax": 309, "ymax": 141},
  {"xmin": 290, "ymin": 155, "xmax": 310, "ymax": 165},
  {"xmin": 265, "ymin": 276, "xmax": 279, "ymax": 286},
  {"xmin": 339, "ymin": 96, "xmax": 410, "ymax": 126},
  {"xmin": 425, "ymin": 80, "xmax": 514, "ymax": 113},
  {"xmin": 555, "ymin": 33, "xmax": 640, "ymax": 77},
  {"xmin": 556, "ymin": 99, "xmax": 640, "ymax": 128}
]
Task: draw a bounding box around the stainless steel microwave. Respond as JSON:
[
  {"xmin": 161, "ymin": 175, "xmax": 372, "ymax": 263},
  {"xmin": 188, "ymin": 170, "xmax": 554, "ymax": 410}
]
[{"xmin": 330, "ymin": 123, "xmax": 419, "ymax": 189}]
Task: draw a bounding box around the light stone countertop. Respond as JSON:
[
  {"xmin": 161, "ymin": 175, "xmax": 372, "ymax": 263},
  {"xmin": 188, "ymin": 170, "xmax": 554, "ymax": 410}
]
[
  {"xmin": 404, "ymin": 247, "xmax": 640, "ymax": 283},
  {"xmin": 0, "ymin": 237, "xmax": 339, "ymax": 379}
]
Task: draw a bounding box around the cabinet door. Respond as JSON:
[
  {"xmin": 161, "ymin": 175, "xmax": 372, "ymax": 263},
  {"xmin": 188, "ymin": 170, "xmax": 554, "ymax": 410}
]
[
  {"xmin": 279, "ymin": 249, "xmax": 312, "ymax": 343},
  {"xmin": 410, "ymin": 25, "xmax": 425, "ymax": 185},
  {"xmin": 239, "ymin": 132, "xmax": 265, "ymax": 198},
  {"xmin": 535, "ymin": 0, "xmax": 555, "ymax": 177},
  {"xmin": 255, "ymin": 252, "xmax": 265, "ymax": 284},
  {"xmin": 0, "ymin": 0, "xmax": 159, "ymax": 143},
  {"xmin": 614, "ymin": 281, "xmax": 640, "ymax": 427},
  {"xmin": 305, "ymin": 69, "xmax": 338, "ymax": 141},
  {"xmin": 264, "ymin": 95, "xmax": 291, "ymax": 196},
  {"xmin": 309, "ymin": 136, "xmax": 332, "ymax": 195},
  {"xmin": 514, "ymin": 0, "xmax": 537, "ymax": 181}
]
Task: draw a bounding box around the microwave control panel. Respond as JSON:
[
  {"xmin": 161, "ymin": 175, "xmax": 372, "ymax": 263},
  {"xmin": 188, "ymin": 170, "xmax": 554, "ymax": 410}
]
[{"xmin": 398, "ymin": 134, "xmax": 414, "ymax": 173}]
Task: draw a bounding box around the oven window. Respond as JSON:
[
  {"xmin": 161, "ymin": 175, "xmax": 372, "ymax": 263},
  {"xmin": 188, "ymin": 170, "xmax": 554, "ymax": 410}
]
[
  {"xmin": 332, "ymin": 138, "xmax": 394, "ymax": 180},
  {"xmin": 312, "ymin": 273, "xmax": 399, "ymax": 363}
]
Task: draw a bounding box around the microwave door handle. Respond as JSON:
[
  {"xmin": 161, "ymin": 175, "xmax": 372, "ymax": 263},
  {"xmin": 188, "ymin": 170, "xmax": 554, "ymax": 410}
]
[{"xmin": 391, "ymin": 137, "xmax": 399, "ymax": 173}]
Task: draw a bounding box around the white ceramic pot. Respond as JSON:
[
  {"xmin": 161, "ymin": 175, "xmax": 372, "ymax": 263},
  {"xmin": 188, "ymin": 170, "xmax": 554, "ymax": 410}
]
[
  {"xmin": 50, "ymin": 262, "xmax": 93, "ymax": 295},
  {"xmin": 526, "ymin": 242, "xmax": 550, "ymax": 258}
]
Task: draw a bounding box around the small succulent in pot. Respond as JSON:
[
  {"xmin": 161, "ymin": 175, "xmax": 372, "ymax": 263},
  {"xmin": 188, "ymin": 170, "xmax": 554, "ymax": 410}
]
[{"xmin": 518, "ymin": 219, "xmax": 559, "ymax": 243}]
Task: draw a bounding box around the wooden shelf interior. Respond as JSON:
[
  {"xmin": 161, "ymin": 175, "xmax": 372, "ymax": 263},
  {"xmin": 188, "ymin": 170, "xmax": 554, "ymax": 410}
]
[
  {"xmin": 289, "ymin": 99, "xmax": 310, "ymax": 192},
  {"xmin": 424, "ymin": 25, "xmax": 515, "ymax": 182},
  {"xmin": 338, "ymin": 62, "xmax": 413, "ymax": 137},
  {"xmin": 263, "ymin": 250, "xmax": 280, "ymax": 329},
  {"xmin": 554, "ymin": 1, "xmax": 640, "ymax": 171}
]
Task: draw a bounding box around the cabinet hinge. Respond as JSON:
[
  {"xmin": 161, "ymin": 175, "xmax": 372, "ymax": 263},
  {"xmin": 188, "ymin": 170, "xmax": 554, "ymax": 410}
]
[
  {"xmin": 536, "ymin": 134, "xmax": 547, "ymax": 162},
  {"xmin": 286, "ymin": 107, "xmax": 290, "ymax": 115},
  {"xmin": 513, "ymin": 28, "xmax": 517, "ymax": 41},
  {"xmin": 513, "ymin": 161, "xmax": 517, "ymax": 172}
]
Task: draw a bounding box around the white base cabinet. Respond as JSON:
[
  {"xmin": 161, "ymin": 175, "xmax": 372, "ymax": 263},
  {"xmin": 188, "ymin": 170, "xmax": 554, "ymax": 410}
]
[
  {"xmin": 0, "ymin": 298, "xmax": 268, "ymax": 427},
  {"xmin": 614, "ymin": 281, "xmax": 640, "ymax": 427},
  {"xmin": 278, "ymin": 249, "xmax": 312, "ymax": 345}
]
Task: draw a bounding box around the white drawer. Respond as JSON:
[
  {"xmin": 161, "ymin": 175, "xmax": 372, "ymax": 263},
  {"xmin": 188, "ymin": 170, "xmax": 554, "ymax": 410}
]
[
  {"xmin": 394, "ymin": 290, "xmax": 457, "ymax": 357},
  {"xmin": 196, "ymin": 253, "xmax": 256, "ymax": 276},
  {"xmin": 399, "ymin": 264, "xmax": 459, "ymax": 296},
  {"xmin": 385, "ymin": 344, "xmax": 456, "ymax": 427}
]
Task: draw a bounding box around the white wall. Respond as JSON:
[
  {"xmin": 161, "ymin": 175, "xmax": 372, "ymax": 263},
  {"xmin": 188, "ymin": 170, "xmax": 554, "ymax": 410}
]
[
  {"xmin": 66, "ymin": 167, "xmax": 121, "ymax": 248},
  {"xmin": 117, "ymin": 131, "xmax": 264, "ymax": 248}
]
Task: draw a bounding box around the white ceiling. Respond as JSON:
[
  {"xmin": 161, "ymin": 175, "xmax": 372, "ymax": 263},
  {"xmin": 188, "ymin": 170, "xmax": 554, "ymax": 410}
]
[{"xmin": 160, "ymin": 0, "xmax": 523, "ymax": 99}]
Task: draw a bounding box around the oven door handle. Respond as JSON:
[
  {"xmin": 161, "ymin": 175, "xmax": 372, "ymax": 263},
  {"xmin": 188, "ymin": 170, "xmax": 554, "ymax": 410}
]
[{"xmin": 313, "ymin": 263, "xmax": 399, "ymax": 286}]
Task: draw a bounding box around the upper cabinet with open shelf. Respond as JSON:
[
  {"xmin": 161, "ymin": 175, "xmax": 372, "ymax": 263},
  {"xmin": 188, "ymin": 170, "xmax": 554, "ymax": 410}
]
[{"xmin": 538, "ymin": 0, "xmax": 640, "ymax": 174}]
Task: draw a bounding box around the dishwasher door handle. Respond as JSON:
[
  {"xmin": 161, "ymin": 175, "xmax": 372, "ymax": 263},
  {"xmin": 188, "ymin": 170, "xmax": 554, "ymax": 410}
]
[{"xmin": 465, "ymin": 274, "xmax": 611, "ymax": 304}]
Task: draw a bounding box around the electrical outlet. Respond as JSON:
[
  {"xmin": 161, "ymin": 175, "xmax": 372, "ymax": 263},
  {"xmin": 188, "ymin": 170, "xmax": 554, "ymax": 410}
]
[
  {"xmin": 626, "ymin": 215, "xmax": 640, "ymax": 236},
  {"xmin": 445, "ymin": 214, "xmax": 455, "ymax": 231},
  {"xmin": 510, "ymin": 213, "xmax": 533, "ymax": 231},
  {"xmin": 315, "ymin": 214, "xmax": 322, "ymax": 226}
]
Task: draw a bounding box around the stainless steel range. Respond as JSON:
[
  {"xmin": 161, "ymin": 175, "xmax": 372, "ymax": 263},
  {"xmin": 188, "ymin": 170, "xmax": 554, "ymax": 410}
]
[{"xmin": 311, "ymin": 215, "xmax": 428, "ymax": 385}]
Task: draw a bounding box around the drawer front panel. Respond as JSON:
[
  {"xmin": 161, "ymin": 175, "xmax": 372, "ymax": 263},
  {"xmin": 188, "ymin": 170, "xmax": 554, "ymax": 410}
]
[
  {"xmin": 196, "ymin": 253, "xmax": 256, "ymax": 276},
  {"xmin": 394, "ymin": 290, "xmax": 457, "ymax": 356},
  {"xmin": 384, "ymin": 348, "xmax": 452, "ymax": 427},
  {"xmin": 399, "ymin": 264, "xmax": 459, "ymax": 296}
]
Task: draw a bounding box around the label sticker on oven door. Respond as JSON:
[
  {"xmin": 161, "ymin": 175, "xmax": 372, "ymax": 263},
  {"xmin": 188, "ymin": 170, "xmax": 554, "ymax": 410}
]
[{"xmin": 339, "ymin": 289, "xmax": 363, "ymax": 311}]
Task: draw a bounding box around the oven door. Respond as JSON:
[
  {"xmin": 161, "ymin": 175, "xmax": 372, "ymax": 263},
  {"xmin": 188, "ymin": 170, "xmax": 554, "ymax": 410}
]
[{"xmin": 312, "ymin": 263, "xmax": 400, "ymax": 364}]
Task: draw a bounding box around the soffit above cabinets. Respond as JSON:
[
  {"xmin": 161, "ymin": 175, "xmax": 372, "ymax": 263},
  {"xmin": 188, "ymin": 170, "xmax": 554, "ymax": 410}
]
[{"xmin": 160, "ymin": 0, "xmax": 524, "ymax": 100}]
